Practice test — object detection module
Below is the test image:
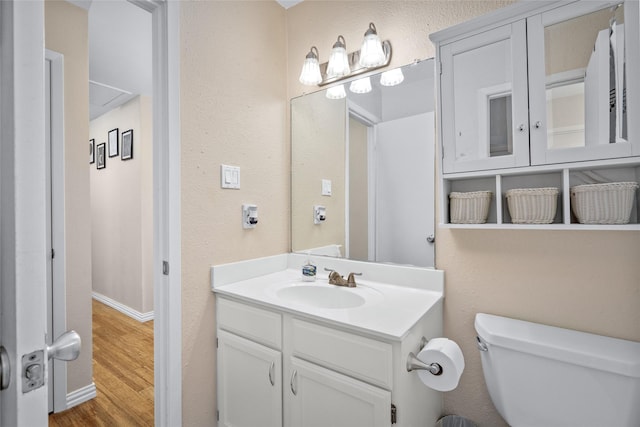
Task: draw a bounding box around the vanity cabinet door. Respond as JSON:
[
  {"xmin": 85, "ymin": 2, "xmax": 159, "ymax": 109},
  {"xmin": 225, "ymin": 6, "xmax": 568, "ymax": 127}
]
[
  {"xmin": 217, "ymin": 330, "xmax": 282, "ymax": 427},
  {"xmin": 286, "ymin": 357, "xmax": 391, "ymax": 427},
  {"xmin": 528, "ymin": 1, "xmax": 640, "ymax": 165},
  {"xmin": 441, "ymin": 20, "xmax": 530, "ymax": 173}
]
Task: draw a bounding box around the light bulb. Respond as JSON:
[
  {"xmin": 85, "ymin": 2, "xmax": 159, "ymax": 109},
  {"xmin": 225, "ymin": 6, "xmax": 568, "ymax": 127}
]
[
  {"xmin": 380, "ymin": 68, "xmax": 404, "ymax": 86},
  {"xmin": 326, "ymin": 36, "xmax": 350, "ymax": 78},
  {"xmin": 349, "ymin": 77, "xmax": 372, "ymax": 94},
  {"xmin": 326, "ymin": 85, "xmax": 346, "ymax": 99},
  {"xmin": 299, "ymin": 46, "xmax": 322, "ymax": 86},
  {"xmin": 359, "ymin": 23, "xmax": 385, "ymax": 68}
]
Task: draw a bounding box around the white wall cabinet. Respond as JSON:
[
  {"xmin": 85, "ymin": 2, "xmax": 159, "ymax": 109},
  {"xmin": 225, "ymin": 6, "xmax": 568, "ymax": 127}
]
[
  {"xmin": 216, "ymin": 296, "xmax": 443, "ymax": 427},
  {"xmin": 432, "ymin": 0, "xmax": 640, "ymax": 229}
]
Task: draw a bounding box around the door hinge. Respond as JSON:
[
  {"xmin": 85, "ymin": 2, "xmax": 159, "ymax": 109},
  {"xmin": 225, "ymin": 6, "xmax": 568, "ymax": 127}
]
[
  {"xmin": 438, "ymin": 61, "xmax": 442, "ymax": 75},
  {"xmin": 391, "ymin": 403, "xmax": 397, "ymax": 424},
  {"xmin": 216, "ymin": 410, "xmax": 219, "ymax": 421},
  {"xmin": 162, "ymin": 261, "xmax": 170, "ymax": 275},
  {"xmin": 51, "ymin": 248, "xmax": 55, "ymax": 259},
  {"xmin": 216, "ymin": 338, "xmax": 218, "ymax": 348}
]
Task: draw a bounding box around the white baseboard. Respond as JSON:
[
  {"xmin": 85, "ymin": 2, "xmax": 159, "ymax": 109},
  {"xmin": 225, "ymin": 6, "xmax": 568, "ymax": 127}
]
[
  {"xmin": 92, "ymin": 292, "xmax": 154, "ymax": 322},
  {"xmin": 66, "ymin": 382, "xmax": 97, "ymax": 409}
]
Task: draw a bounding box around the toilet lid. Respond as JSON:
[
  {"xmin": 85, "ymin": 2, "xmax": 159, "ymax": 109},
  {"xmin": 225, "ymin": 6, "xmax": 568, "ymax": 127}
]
[{"xmin": 475, "ymin": 313, "xmax": 640, "ymax": 378}]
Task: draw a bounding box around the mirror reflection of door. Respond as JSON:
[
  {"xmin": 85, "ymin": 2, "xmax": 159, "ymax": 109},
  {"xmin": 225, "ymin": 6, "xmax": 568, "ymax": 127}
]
[{"xmin": 347, "ymin": 111, "xmax": 436, "ymax": 267}]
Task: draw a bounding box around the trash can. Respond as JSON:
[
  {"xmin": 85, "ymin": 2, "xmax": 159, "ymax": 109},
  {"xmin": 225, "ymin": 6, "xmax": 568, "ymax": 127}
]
[{"xmin": 436, "ymin": 414, "xmax": 478, "ymax": 427}]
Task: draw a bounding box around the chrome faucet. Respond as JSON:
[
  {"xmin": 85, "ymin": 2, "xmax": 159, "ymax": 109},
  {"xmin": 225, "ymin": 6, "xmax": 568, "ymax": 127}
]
[{"xmin": 325, "ymin": 269, "xmax": 362, "ymax": 287}]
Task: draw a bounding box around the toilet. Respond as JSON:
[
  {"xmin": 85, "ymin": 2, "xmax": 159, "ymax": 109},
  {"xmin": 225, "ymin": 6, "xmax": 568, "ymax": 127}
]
[{"xmin": 474, "ymin": 313, "xmax": 640, "ymax": 427}]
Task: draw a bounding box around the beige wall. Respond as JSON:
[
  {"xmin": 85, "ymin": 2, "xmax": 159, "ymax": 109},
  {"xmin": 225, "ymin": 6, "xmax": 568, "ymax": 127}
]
[
  {"xmin": 90, "ymin": 95, "xmax": 154, "ymax": 314},
  {"xmin": 180, "ymin": 1, "xmax": 288, "ymax": 425},
  {"xmin": 44, "ymin": 0, "xmax": 93, "ymax": 394}
]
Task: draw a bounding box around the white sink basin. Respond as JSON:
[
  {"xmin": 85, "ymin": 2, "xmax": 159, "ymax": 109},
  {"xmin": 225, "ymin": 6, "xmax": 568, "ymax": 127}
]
[{"xmin": 276, "ymin": 285, "xmax": 366, "ymax": 309}]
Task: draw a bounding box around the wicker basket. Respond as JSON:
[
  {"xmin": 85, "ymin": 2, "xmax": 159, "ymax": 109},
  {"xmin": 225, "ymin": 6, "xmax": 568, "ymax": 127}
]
[
  {"xmin": 506, "ymin": 187, "xmax": 559, "ymax": 224},
  {"xmin": 570, "ymin": 182, "xmax": 639, "ymax": 224},
  {"xmin": 449, "ymin": 191, "xmax": 492, "ymax": 224}
]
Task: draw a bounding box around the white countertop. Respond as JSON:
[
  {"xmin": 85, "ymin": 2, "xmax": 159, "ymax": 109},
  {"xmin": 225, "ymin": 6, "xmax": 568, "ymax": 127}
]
[{"xmin": 213, "ymin": 266, "xmax": 443, "ymax": 341}]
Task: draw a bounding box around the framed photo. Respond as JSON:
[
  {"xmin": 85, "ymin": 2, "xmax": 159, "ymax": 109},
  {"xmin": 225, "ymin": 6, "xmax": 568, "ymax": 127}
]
[
  {"xmin": 89, "ymin": 139, "xmax": 95, "ymax": 164},
  {"xmin": 108, "ymin": 128, "xmax": 119, "ymax": 157},
  {"xmin": 97, "ymin": 143, "xmax": 106, "ymax": 169},
  {"xmin": 121, "ymin": 129, "xmax": 134, "ymax": 160}
]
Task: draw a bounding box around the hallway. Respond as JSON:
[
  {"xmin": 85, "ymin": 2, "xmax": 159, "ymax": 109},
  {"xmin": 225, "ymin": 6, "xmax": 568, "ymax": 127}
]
[{"xmin": 49, "ymin": 300, "xmax": 154, "ymax": 426}]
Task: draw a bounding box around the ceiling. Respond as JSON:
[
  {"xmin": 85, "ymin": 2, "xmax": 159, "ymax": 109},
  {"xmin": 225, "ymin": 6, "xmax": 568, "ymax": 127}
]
[
  {"xmin": 74, "ymin": 0, "xmax": 300, "ymax": 120},
  {"xmin": 68, "ymin": 0, "xmax": 152, "ymax": 120}
]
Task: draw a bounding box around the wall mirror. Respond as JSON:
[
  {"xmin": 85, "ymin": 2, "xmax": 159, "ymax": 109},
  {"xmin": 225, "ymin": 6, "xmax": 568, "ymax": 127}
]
[{"xmin": 291, "ymin": 59, "xmax": 436, "ymax": 267}]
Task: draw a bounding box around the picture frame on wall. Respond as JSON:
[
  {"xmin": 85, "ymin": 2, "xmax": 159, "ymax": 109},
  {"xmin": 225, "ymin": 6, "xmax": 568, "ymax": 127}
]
[
  {"xmin": 108, "ymin": 128, "xmax": 119, "ymax": 157},
  {"xmin": 121, "ymin": 129, "xmax": 134, "ymax": 160},
  {"xmin": 97, "ymin": 143, "xmax": 106, "ymax": 169},
  {"xmin": 89, "ymin": 138, "xmax": 95, "ymax": 164}
]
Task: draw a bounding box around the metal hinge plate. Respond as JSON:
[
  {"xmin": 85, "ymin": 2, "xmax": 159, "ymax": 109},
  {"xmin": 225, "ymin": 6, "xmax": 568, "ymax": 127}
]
[
  {"xmin": 391, "ymin": 403, "xmax": 397, "ymax": 424},
  {"xmin": 162, "ymin": 261, "xmax": 170, "ymax": 275}
]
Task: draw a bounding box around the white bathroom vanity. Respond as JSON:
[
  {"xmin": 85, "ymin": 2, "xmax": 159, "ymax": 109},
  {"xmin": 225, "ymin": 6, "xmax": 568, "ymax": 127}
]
[{"xmin": 211, "ymin": 253, "xmax": 445, "ymax": 427}]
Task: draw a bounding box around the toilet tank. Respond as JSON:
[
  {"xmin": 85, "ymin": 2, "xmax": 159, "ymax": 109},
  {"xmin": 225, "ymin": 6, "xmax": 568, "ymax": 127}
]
[{"xmin": 475, "ymin": 313, "xmax": 640, "ymax": 427}]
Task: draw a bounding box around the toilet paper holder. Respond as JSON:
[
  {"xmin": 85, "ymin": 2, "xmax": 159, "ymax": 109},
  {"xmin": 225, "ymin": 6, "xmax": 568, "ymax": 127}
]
[{"xmin": 406, "ymin": 336, "xmax": 443, "ymax": 376}]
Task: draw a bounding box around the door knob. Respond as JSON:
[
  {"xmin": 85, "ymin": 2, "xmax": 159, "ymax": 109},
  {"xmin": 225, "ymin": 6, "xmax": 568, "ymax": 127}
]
[{"xmin": 47, "ymin": 330, "xmax": 81, "ymax": 361}]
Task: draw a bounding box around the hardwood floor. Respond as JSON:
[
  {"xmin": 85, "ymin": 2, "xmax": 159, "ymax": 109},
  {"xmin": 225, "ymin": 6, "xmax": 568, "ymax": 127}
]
[{"xmin": 49, "ymin": 299, "xmax": 154, "ymax": 426}]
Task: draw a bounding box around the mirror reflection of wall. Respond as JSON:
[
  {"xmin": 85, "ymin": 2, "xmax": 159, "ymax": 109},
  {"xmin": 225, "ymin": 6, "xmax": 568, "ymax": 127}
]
[{"xmin": 291, "ymin": 59, "xmax": 436, "ymax": 267}]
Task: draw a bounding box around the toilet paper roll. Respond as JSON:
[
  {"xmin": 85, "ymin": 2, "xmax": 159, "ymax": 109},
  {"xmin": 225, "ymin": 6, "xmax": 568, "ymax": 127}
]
[{"xmin": 416, "ymin": 338, "xmax": 465, "ymax": 392}]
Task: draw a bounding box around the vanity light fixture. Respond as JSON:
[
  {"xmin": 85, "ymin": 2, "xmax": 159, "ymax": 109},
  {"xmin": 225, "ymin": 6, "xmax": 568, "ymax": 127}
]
[
  {"xmin": 380, "ymin": 68, "xmax": 404, "ymax": 87},
  {"xmin": 326, "ymin": 84, "xmax": 347, "ymax": 100},
  {"xmin": 326, "ymin": 35, "xmax": 351, "ymax": 78},
  {"xmin": 359, "ymin": 23, "xmax": 386, "ymax": 67},
  {"xmin": 298, "ymin": 22, "xmax": 392, "ymax": 87},
  {"xmin": 349, "ymin": 77, "xmax": 372, "ymax": 94},
  {"xmin": 299, "ymin": 46, "xmax": 322, "ymax": 85}
]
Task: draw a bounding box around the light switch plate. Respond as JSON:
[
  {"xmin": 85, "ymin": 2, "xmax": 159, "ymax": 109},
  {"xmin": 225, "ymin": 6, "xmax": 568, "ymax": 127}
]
[
  {"xmin": 221, "ymin": 164, "xmax": 240, "ymax": 189},
  {"xmin": 322, "ymin": 179, "xmax": 332, "ymax": 196}
]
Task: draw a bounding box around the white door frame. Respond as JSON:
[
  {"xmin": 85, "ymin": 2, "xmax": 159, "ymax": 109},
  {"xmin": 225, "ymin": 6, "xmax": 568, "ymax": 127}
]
[
  {"xmin": 45, "ymin": 48, "xmax": 69, "ymax": 414},
  {"xmin": 130, "ymin": 1, "xmax": 183, "ymax": 425}
]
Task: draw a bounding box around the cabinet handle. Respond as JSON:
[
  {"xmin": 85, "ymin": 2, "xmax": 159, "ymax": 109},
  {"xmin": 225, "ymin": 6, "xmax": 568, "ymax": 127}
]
[
  {"xmin": 268, "ymin": 361, "xmax": 275, "ymax": 386},
  {"xmin": 290, "ymin": 370, "xmax": 297, "ymax": 396}
]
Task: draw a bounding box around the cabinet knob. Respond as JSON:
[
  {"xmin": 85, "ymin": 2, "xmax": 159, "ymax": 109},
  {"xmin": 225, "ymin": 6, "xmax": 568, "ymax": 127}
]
[
  {"xmin": 534, "ymin": 121, "xmax": 542, "ymax": 129},
  {"xmin": 518, "ymin": 124, "xmax": 526, "ymax": 132}
]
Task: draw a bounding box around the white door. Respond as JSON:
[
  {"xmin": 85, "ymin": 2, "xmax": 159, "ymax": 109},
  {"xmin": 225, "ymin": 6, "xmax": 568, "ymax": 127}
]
[
  {"xmin": 217, "ymin": 330, "xmax": 282, "ymax": 427},
  {"xmin": 0, "ymin": 2, "xmax": 49, "ymax": 424},
  {"xmin": 375, "ymin": 113, "xmax": 435, "ymax": 267},
  {"xmin": 286, "ymin": 357, "xmax": 391, "ymax": 427}
]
